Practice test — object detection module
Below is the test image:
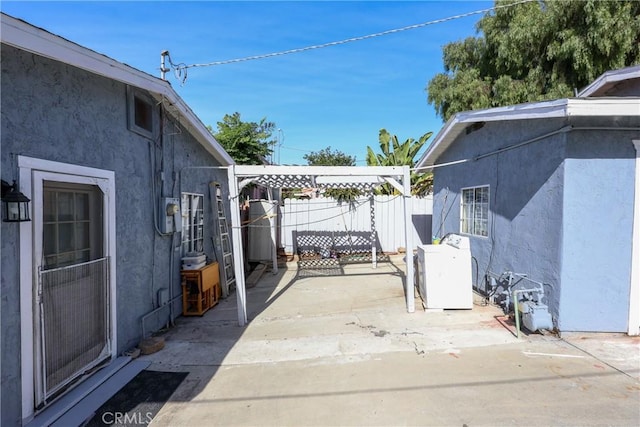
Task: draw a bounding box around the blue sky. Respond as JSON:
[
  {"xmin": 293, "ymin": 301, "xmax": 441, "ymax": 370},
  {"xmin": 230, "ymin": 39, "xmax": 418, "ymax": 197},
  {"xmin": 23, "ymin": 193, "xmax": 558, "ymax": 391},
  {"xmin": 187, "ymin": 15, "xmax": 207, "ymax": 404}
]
[{"xmin": 2, "ymin": 1, "xmax": 492, "ymax": 165}]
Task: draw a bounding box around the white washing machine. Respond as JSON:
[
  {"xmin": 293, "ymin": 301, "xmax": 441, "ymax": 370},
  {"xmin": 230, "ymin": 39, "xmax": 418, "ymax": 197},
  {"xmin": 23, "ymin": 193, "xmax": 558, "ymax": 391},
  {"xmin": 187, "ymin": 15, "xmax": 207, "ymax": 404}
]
[{"xmin": 416, "ymin": 234, "xmax": 473, "ymax": 309}]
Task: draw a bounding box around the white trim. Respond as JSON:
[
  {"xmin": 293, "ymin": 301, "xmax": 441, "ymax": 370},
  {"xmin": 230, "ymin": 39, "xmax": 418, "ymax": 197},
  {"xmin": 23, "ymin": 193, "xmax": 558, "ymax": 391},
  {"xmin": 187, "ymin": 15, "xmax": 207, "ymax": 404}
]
[
  {"xmin": 18, "ymin": 156, "xmax": 117, "ymax": 422},
  {"xmin": 1, "ymin": 13, "xmax": 233, "ymax": 166},
  {"xmin": 233, "ymin": 165, "xmax": 406, "ymax": 178},
  {"xmin": 417, "ymin": 98, "xmax": 640, "ymax": 168},
  {"xmin": 383, "ymin": 177, "xmax": 404, "ymax": 195},
  {"xmin": 126, "ymin": 86, "xmax": 158, "ymax": 140},
  {"xmin": 315, "ymin": 176, "xmax": 386, "ymax": 185},
  {"xmin": 180, "ymin": 192, "xmax": 205, "ymax": 255},
  {"xmin": 460, "ymin": 185, "xmax": 490, "ymax": 238},
  {"xmin": 19, "ymin": 165, "xmax": 34, "ymax": 421},
  {"xmin": 227, "ymin": 166, "xmax": 247, "ymax": 326},
  {"xmin": 629, "ymin": 140, "xmax": 640, "ymax": 336},
  {"xmin": 578, "ymin": 65, "xmax": 640, "ymax": 97}
]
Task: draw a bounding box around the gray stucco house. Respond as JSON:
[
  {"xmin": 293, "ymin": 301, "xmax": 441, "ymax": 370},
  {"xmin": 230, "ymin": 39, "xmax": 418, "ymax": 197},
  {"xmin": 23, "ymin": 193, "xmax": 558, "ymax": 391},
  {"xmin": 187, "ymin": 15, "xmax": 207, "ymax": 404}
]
[
  {"xmin": 417, "ymin": 66, "xmax": 640, "ymax": 336},
  {"xmin": 1, "ymin": 14, "xmax": 234, "ymax": 425}
]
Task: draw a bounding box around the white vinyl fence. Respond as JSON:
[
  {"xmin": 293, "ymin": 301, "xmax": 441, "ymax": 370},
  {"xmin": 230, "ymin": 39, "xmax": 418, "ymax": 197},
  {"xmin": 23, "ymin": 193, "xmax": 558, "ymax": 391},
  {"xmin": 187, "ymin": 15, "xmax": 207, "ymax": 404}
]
[{"xmin": 280, "ymin": 195, "xmax": 432, "ymax": 255}]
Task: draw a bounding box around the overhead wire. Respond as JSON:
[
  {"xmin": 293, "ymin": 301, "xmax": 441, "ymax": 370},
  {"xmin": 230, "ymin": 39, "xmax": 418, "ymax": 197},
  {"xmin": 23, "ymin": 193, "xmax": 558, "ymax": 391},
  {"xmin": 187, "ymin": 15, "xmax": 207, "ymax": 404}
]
[
  {"xmin": 234, "ymin": 196, "xmax": 371, "ymax": 229},
  {"xmin": 165, "ymin": 0, "xmax": 535, "ymax": 83},
  {"xmin": 235, "ymin": 192, "xmax": 405, "ymax": 230}
]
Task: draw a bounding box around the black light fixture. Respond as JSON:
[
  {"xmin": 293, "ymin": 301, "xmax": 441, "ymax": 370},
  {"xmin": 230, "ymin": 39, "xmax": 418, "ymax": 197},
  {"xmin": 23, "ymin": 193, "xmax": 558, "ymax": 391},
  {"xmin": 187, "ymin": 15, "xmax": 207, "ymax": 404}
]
[{"xmin": 1, "ymin": 180, "xmax": 31, "ymax": 222}]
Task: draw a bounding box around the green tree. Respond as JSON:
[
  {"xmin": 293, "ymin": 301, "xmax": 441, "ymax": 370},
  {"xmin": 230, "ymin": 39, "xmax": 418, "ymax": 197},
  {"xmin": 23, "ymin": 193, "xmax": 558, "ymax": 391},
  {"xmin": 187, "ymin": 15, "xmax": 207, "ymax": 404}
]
[
  {"xmin": 304, "ymin": 147, "xmax": 359, "ymax": 201},
  {"xmin": 427, "ymin": 0, "xmax": 640, "ymax": 121},
  {"xmin": 366, "ymin": 129, "xmax": 433, "ymax": 196},
  {"xmin": 210, "ymin": 112, "xmax": 275, "ymax": 165},
  {"xmin": 303, "ymin": 147, "xmax": 356, "ymax": 166}
]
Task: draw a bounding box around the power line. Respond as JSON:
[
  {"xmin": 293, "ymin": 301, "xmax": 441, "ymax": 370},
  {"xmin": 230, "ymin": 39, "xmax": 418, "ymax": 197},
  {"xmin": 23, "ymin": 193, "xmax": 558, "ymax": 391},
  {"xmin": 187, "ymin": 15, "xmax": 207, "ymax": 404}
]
[{"xmin": 165, "ymin": 0, "xmax": 534, "ymax": 83}]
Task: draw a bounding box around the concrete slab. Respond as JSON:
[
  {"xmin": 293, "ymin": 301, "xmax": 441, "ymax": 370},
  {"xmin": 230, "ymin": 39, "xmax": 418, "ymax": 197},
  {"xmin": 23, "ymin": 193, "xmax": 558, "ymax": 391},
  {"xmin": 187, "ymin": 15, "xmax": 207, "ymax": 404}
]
[{"xmin": 139, "ymin": 257, "xmax": 640, "ymax": 426}]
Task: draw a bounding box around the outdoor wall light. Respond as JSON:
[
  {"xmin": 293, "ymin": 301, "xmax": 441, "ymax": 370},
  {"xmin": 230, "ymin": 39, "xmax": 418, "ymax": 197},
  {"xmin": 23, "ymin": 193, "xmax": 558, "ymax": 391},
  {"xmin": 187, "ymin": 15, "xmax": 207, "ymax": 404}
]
[{"xmin": 1, "ymin": 180, "xmax": 31, "ymax": 222}]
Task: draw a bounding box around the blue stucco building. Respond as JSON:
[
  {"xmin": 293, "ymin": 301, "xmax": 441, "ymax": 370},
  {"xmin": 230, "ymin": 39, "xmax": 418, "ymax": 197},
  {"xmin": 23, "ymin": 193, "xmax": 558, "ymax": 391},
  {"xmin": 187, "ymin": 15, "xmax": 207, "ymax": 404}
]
[
  {"xmin": 1, "ymin": 14, "xmax": 234, "ymax": 425},
  {"xmin": 417, "ymin": 66, "xmax": 640, "ymax": 336}
]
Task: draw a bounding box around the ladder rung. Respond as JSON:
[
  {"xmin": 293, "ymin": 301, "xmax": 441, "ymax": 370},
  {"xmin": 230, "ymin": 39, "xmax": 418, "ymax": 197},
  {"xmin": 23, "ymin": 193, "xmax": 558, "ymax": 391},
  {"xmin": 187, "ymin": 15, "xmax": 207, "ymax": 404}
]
[{"xmin": 212, "ymin": 182, "xmax": 235, "ymax": 294}]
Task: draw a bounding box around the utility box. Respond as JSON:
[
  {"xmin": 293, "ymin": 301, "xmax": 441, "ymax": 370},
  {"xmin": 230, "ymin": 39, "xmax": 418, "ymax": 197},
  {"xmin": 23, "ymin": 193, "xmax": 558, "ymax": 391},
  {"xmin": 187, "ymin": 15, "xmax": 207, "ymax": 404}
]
[{"xmin": 159, "ymin": 197, "xmax": 181, "ymax": 234}]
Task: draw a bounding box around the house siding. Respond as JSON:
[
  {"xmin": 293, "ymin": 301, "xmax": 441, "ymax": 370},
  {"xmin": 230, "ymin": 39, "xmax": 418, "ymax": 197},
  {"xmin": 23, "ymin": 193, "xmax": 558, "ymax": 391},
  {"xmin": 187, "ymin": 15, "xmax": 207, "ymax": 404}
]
[
  {"xmin": 1, "ymin": 44, "xmax": 228, "ymax": 424},
  {"xmin": 431, "ymin": 118, "xmax": 567, "ymax": 325},
  {"xmin": 558, "ymin": 122, "xmax": 638, "ymax": 332}
]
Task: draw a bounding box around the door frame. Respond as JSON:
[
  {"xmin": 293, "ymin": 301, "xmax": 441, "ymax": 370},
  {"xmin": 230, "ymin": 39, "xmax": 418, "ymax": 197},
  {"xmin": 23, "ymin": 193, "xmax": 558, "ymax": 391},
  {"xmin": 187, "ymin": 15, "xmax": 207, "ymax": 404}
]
[{"xmin": 18, "ymin": 156, "xmax": 117, "ymax": 422}]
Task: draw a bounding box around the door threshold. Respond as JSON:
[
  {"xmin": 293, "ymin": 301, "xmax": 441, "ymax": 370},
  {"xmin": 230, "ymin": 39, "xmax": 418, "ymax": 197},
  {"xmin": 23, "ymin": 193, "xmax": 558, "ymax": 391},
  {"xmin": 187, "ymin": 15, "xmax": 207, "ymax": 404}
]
[{"xmin": 26, "ymin": 356, "xmax": 150, "ymax": 427}]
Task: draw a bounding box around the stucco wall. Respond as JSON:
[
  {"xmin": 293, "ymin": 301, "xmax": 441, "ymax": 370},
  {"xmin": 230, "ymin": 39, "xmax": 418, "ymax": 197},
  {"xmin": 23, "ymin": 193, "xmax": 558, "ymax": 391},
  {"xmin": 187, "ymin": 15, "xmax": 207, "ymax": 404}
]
[
  {"xmin": 431, "ymin": 118, "xmax": 567, "ymax": 324},
  {"xmin": 559, "ymin": 118, "xmax": 638, "ymax": 331},
  {"xmin": 432, "ymin": 115, "xmax": 639, "ymax": 333},
  {"xmin": 1, "ymin": 44, "xmax": 228, "ymax": 424}
]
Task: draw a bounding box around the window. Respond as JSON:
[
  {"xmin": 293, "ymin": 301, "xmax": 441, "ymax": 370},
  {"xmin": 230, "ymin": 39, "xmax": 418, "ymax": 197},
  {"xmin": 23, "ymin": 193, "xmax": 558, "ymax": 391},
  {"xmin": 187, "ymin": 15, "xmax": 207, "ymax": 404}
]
[
  {"xmin": 43, "ymin": 181, "xmax": 104, "ymax": 269},
  {"xmin": 127, "ymin": 86, "xmax": 156, "ymax": 139},
  {"xmin": 182, "ymin": 193, "xmax": 204, "ymax": 255},
  {"xmin": 461, "ymin": 186, "xmax": 489, "ymax": 237}
]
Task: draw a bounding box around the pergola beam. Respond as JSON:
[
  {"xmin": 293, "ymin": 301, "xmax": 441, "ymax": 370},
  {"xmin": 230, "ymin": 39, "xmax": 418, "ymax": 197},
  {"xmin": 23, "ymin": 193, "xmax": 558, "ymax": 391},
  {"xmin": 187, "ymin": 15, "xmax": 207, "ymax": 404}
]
[
  {"xmin": 315, "ymin": 175, "xmax": 386, "ymax": 185},
  {"xmin": 233, "ymin": 165, "xmax": 405, "ymax": 177},
  {"xmin": 383, "ymin": 177, "xmax": 405, "ymax": 195}
]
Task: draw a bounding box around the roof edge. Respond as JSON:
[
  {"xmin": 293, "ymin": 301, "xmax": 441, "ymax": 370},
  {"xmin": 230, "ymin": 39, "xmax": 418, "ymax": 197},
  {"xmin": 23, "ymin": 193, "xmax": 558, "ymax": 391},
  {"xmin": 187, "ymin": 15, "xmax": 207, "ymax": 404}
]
[
  {"xmin": 417, "ymin": 97, "xmax": 640, "ymax": 168},
  {"xmin": 1, "ymin": 13, "xmax": 234, "ymax": 166},
  {"xmin": 578, "ymin": 65, "xmax": 640, "ymax": 97}
]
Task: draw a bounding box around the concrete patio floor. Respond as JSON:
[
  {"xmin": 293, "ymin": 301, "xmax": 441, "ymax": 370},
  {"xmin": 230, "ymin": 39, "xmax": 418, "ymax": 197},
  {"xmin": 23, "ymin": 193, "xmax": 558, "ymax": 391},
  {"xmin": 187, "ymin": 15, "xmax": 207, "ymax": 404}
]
[{"xmin": 139, "ymin": 256, "xmax": 640, "ymax": 426}]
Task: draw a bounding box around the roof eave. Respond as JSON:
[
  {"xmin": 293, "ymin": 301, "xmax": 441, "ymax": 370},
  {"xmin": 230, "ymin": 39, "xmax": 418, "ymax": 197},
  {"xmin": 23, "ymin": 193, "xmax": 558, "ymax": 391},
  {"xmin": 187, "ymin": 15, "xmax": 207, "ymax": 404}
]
[
  {"xmin": 0, "ymin": 13, "xmax": 234, "ymax": 166},
  {"xmin": 416, "ymin": 98, "xmax": 640, "ymax": 168},
  {"xmin": 578, "ymin": 65, "xmax": 640, "ymax": 97}
]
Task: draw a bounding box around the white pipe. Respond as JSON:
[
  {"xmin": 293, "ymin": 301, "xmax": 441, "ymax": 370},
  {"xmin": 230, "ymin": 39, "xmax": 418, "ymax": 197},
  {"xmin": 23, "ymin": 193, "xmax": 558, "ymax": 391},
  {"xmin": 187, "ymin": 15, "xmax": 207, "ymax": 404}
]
[
  {"xmin": 227, "ymin": 165, "xmax": 248, "ymax": 326},
  {"xmin": 402, "ymin": 166, "xmax": 415, "ymax": 313},
  {"xmin": 160, "ymin": 50, "xmax": 169, "ymax": 80}
]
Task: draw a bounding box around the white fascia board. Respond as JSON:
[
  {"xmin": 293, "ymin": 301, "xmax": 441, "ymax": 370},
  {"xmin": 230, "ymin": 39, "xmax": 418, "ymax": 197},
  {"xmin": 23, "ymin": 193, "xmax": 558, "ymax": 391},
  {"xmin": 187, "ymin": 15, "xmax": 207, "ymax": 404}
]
[
  {"xmin": 1, "ymin": 14, "xmax": 234, "ymax": 166},
  {"xmin": 578, "ymin": 65, "xmax": 640, "ymax": 97},
  {"xmin": 416, "ymin": 100, "xmax": 571, "ymax": 168},
  {"xmin": 566, "ymin": 98, "xmax": 640, "ymax": 116},
  {"xmin": 233, "ymin": 165, "xmax": 406, "ymax": 178},
  {"xmin": 416, "ymin": 116, "xmax": 460, "ymax": 168},
  {"xmin": 459, "ymin": 99, "xmax": 570, "ymax": 122},
  {"xmin": 417, "ymin": 98, "xmax": 640, "ymax": 168},
  {"xmin": 0, "ymin": 14, "xmax": 167, "ymax": 93}
]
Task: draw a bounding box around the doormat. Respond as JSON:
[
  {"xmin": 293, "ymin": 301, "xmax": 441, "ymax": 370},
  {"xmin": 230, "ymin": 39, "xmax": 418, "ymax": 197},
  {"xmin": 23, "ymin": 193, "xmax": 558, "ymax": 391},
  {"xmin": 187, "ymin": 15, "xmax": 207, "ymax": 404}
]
[{"xmin": 84, "ymin": 370, "xmax": 188, "ymax": 426}]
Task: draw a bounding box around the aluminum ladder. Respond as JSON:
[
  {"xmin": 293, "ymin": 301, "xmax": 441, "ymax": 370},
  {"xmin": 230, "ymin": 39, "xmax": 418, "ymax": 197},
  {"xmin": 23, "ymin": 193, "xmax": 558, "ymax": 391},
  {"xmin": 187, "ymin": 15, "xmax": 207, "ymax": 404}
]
[{"xmin": 211, "ymin": 182, "xmax": 235, "ymax": 298}]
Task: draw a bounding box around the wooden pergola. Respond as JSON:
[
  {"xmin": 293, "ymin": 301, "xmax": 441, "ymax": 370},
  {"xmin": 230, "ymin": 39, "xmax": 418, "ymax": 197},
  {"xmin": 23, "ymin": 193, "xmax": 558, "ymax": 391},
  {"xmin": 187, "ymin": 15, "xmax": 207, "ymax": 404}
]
[{"xmin": 227, "ymin": 165, "xmax": 415, "ymax": 326}]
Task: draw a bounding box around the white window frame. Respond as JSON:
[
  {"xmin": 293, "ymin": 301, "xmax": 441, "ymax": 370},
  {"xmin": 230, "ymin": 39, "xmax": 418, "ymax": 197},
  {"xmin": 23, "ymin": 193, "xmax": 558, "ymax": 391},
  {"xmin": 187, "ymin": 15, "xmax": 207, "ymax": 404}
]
[
  {"xmin": 181, "ymin": 192, "xmax": 205, "ymax": 255},
  {"xmin": 460, "ymin": 185, "xmax": 490, "ymax": 237}
]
